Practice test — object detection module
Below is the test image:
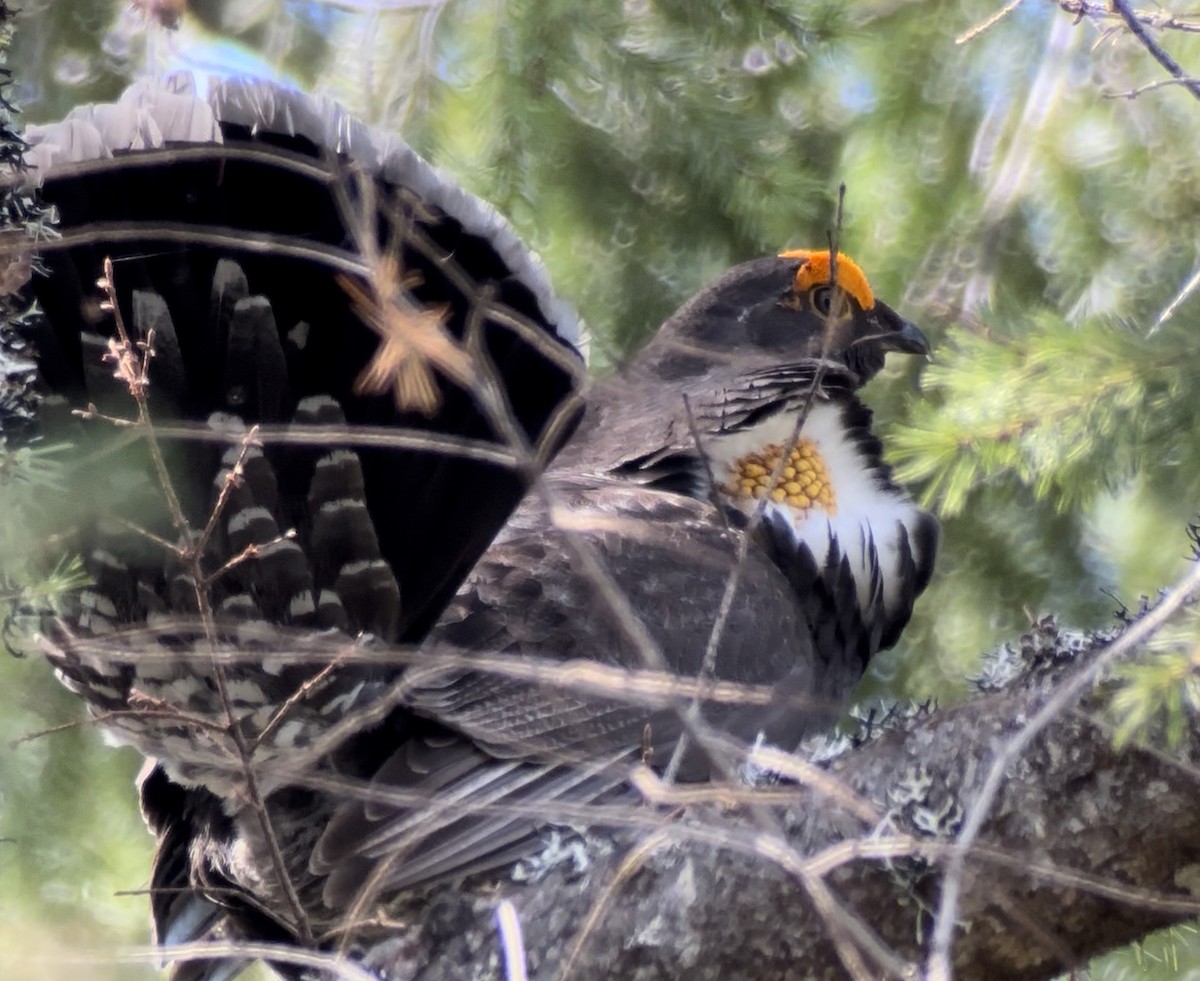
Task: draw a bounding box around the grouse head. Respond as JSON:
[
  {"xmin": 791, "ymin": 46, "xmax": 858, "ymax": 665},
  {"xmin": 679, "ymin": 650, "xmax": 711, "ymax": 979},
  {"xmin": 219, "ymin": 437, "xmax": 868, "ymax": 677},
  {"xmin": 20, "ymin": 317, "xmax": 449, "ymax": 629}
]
[
  {"xmin": 635, "ymin": 249, "xmax": 928, "ymax": 384},
  {"xmin": 564, "ymin": 246, "xmax": 937, "ymax": 659}
]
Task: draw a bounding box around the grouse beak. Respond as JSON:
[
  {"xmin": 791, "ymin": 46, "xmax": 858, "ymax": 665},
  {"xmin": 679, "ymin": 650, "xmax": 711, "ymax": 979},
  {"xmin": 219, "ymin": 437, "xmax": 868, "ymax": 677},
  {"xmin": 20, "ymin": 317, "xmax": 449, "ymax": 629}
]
[
  {"xmin": 878, "ymin": 307, "xmax": 931, "ymax": 357},
  {"xmin": 883, "ymin": 316, "xmax": 931, "ymax": 357},
  {"xmin": 870, "ymin": 300, "xmax": 930, "ymax": 357}
]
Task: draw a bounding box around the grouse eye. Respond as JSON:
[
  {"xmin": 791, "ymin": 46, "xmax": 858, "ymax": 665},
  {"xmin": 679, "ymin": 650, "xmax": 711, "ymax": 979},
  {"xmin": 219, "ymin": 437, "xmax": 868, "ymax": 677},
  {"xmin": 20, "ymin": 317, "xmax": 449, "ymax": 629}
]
[{"xmin": 811, "ymin": 285, "xmax": 834, "ymax": 315}]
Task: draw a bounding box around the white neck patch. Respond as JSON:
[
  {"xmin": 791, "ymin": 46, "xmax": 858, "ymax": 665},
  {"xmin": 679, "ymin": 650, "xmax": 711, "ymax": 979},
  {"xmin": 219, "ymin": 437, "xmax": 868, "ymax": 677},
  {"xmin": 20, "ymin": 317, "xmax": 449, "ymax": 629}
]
[{"xmin": 709, "ymin": 400, "xmax": 926, "ymax": 617}]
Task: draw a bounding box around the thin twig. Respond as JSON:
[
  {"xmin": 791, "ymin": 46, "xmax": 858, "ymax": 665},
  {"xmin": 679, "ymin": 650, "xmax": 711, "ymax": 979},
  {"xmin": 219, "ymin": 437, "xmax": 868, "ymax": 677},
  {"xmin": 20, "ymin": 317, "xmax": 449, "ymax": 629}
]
[
  {"xmin": 202, "ymin": 529, "xmax": 298, "ymax": 587},
  {"xmin": 659, "ymin": 183, "xmax": 899, "ymax": 979},
  {"xmin": 96, "ymin": 257, "xmax": 313, "ymax": 945},
  {"xmin": 10, "ymin": 220, "xmax": 370, "ymax": 277},
  {"xmin": 1055, "ymin": 1, "xmax": 1200, "ymax": 35},
  {"xmin": 103, "ymin": 419, "xmax": 526, "ymax": 465},
  {"xmin": 195, "ymin": 424, "xmax": 263, "ymax": 557},
  {"xmin": 1148, "ymin": 263, "xmax": 1200, "ymax": 335},
  {"xmin": 1110, "ymin": 0, "xmax": 1200, "ymax": 102},
  {"xmin": 680, "ymin": 391, "xmax": 728, "ymax": 525},
  {"xmin": 26, "ymin": 939, "xmax": 379, "ymax": 981},
  {"xmin": 554, "ymin": 824, "xmax": 679, "ymax": 981},
  {"xmin": 108, "ymin": 514, "xmax": 183, "ymax": 558},
  {"xmin": 251, "ymin": 658, "xmax": 344, "ymax": 753},
  {"xmin": 1104, "ymin": 75, "xmax": 1200, "ymax": 99},
  {"xmin": 72, "ymin": 404, "xmax": 139, "ymax": 427},
  {"xmin": 957, "ymin": 0, "xmax": 1025, "ymax": 44},
  {"xmin": 98, "ymin": 259, "xmax": 188, "ymax": 536},
  {"xmin": 668, "ymin": 186, "xmax": 850, "ymax": 785},
  {"xmin": 496, "ymin": 899, "xmax": 529, "ymax": 981}
]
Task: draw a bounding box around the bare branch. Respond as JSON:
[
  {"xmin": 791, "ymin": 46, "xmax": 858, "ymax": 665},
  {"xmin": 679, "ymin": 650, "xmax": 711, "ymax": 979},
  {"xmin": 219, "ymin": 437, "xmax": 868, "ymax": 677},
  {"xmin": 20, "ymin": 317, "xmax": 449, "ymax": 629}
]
[
  {"xmin": 924, "ymin": 559, "xmax": 1200, "ymax": 981},
  {"xmin": 1109, "ymin": 0, "xmax": 1200, "ymax": 102},
  {"xmin": 341, "ymin": 627, "xmax": 1200, "ymax": 980}
]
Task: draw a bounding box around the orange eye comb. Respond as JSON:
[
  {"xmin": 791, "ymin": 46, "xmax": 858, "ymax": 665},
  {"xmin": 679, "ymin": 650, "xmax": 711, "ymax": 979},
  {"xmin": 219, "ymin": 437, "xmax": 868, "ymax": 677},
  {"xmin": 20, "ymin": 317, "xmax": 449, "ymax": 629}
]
[{"xmin": 778, "ymin": 249, "xmax": 875, "ymax": 311}]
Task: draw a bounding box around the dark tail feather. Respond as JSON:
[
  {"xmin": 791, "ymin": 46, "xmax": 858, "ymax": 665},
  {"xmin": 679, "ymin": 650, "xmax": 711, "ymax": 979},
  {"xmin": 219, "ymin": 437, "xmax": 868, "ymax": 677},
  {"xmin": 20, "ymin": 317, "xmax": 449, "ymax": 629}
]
[{"xmin": 23, "ymin": 75, "xmax": 585, "ymax": 640}]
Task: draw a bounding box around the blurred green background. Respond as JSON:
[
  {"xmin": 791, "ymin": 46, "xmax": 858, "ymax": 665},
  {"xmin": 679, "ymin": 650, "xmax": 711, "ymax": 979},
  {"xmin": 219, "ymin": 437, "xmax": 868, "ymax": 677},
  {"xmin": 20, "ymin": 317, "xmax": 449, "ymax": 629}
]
[{"xmin": 6, "ymin": 0, "xmax": 1200, "ymax": 977}]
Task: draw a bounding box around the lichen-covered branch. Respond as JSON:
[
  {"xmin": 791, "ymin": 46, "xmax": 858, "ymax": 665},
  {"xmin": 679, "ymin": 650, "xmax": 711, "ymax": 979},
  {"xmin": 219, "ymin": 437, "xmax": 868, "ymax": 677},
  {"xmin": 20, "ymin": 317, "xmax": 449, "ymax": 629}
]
[{"xmin": 327, "ymin": 623, "xmax": 1200, "ymax": 981}]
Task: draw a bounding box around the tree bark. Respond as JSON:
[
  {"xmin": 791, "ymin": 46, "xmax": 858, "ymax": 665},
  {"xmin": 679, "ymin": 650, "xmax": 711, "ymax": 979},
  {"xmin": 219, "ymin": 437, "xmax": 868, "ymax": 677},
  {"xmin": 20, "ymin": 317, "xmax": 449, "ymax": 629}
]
[{"xmin": 353, "ymin": 620, "xmax": 1200, "ymax": 981}]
